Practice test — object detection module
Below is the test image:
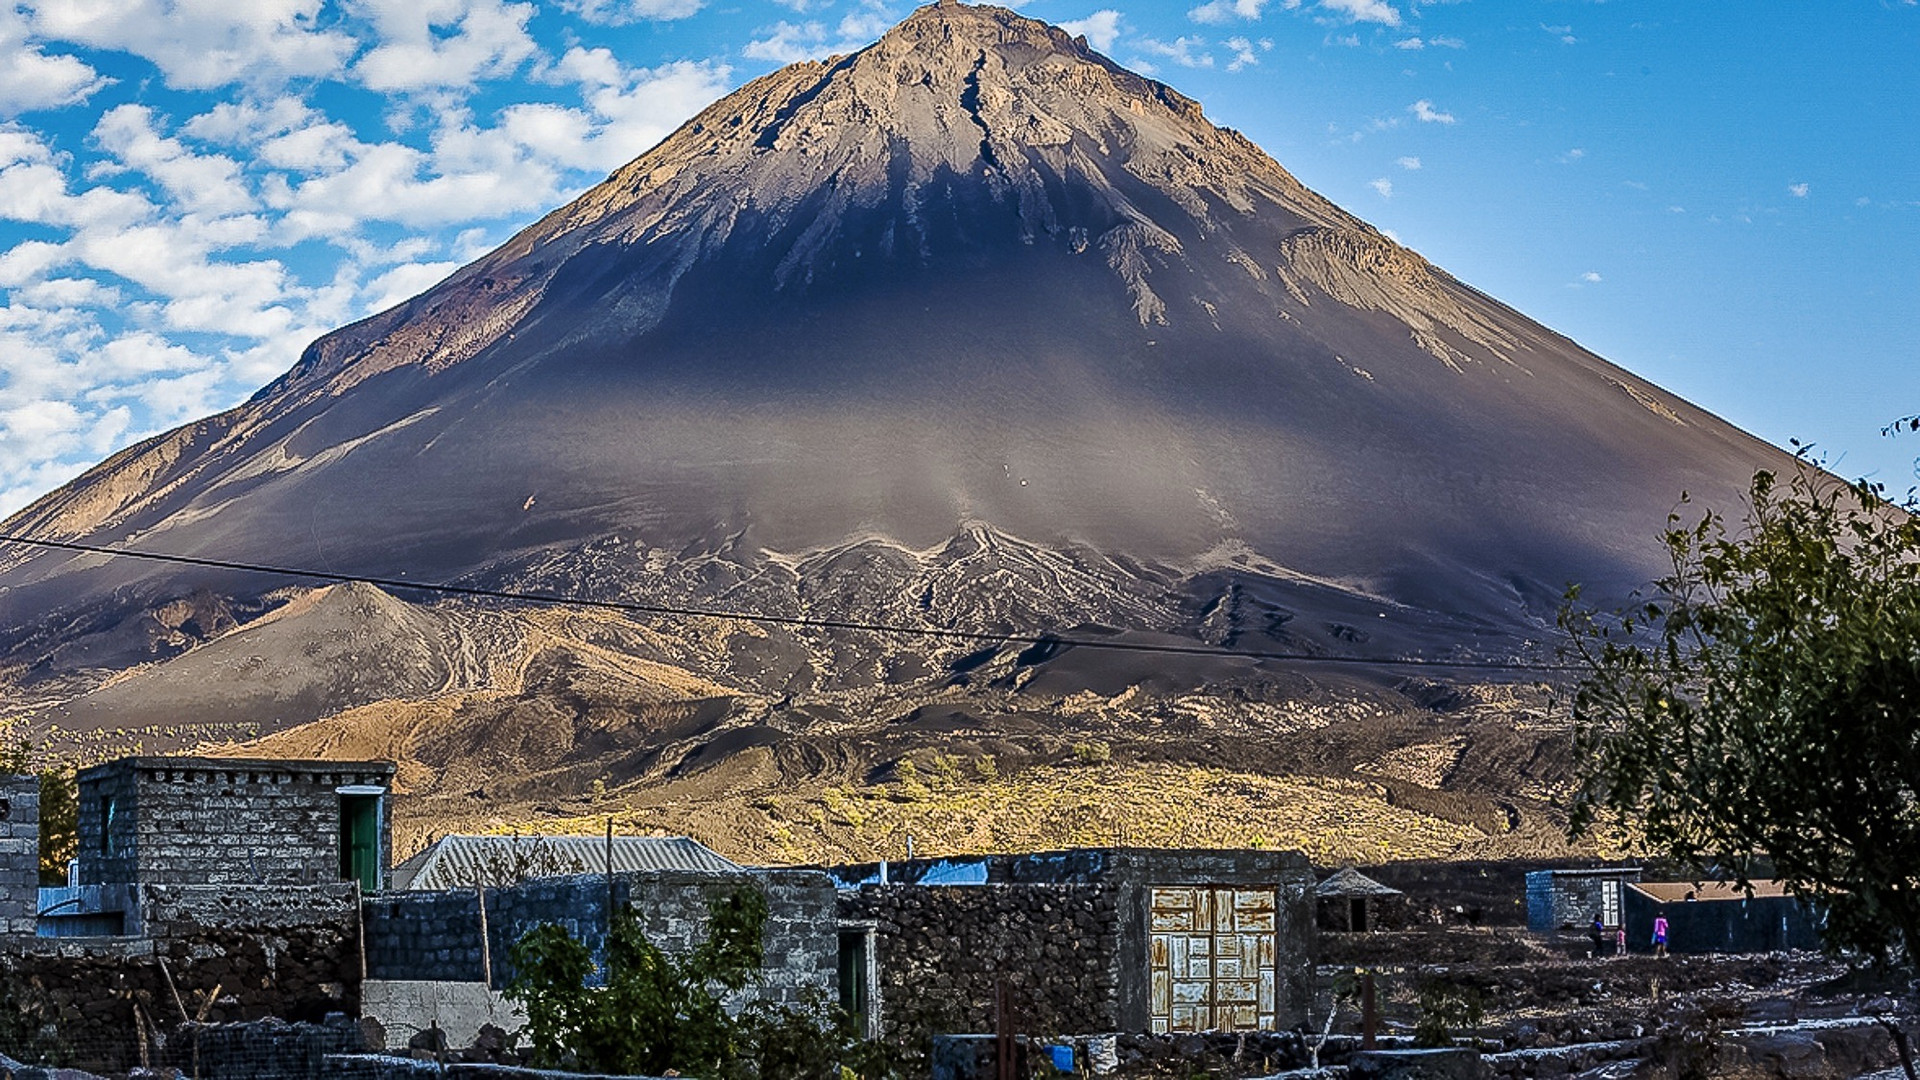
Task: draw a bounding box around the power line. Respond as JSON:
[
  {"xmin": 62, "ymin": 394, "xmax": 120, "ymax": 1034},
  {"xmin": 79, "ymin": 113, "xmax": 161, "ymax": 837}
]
[{"xmin": 0, "ymin": 532, "xmax": 1580, "ymax": 673}]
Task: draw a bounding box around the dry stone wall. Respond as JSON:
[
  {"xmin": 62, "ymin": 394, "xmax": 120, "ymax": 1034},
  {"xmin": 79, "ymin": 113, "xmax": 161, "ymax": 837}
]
[
  {"xmin": 840, "ymin": 882, "xmax": 1123, "ymax": 1037},
  {"xmin": 0, "ymin": 918, "xmax": 360, "ymax": 1075}
]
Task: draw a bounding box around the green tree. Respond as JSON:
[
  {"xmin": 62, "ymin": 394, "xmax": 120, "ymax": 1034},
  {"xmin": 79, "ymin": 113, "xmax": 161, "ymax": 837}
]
[
  {"xmin": 505, "ymin": 886, "xmax": 768, "ymax": 1076},
  {"xmin": 1563, "ymin": 465, "xmax": 1920, "ymax": 966},
  {"xmin": 0, "ymin": 739, "xmax": 78, "ymax": 884}
]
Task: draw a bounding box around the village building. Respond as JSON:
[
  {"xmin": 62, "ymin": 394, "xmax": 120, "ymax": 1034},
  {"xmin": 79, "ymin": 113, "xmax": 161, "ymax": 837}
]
[
  {"xmin": 0, "ymin": 773, "xmax": 38, "ymax": 935},
  {"xmin": 38, "ymin": 755, "xmax": 394, "ymax": 937},
  {"xmin": 1623, "ymin": 879, "xmax": 1823, "ymax": 954},
  {"xmin": 832, "ymin": 847, "xmax": 1317, "ymax": 1036},
  {"xmin": 1524, "ymin": 866, "xmax": 1642, "ymax": 933},
  {"xmin": 1313, "ymin": 867, "xmax": 1408, "ymax": 932}
]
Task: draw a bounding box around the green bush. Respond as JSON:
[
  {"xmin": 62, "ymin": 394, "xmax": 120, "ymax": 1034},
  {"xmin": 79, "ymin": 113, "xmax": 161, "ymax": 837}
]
[{"xmin": 505, "ymin": 887, "xmax": 903, "ymax": 1078}]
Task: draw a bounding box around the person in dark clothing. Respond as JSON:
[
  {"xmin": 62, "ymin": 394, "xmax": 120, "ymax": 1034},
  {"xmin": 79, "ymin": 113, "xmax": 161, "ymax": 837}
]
[{"xmin": 1590, "ymin": 914, "xmax": 1606, "ymax": 958}]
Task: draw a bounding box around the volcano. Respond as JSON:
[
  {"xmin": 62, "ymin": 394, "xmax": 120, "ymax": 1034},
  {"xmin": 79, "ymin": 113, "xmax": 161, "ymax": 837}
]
[{"xmin": 0, "ymin": 2, "xmax": 1792, "ymax": 860}]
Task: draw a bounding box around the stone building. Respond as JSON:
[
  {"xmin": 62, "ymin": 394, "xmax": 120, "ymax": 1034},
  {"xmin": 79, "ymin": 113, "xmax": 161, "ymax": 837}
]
[
  {"xmin": 0, "ymin": 774, "xmax": 38, "ymax": 934},
  {"xmin": 1314, "ymin": 867, "xmax": 1408, "ymax": 932},
  {"xmin": 76, "ymin": 755, "xmax": 396, "ymax": 892},
  {"xmin": 1524, "ymin": 866, "xmax": 1642, "ymax": 933},
  {"xmin": 2, "ymin": 755, "xmax": 384, "ymax": 1074},
  {"xmin": 834, "ymin": 847, "xmax": 1316, "ymax": 1037}
]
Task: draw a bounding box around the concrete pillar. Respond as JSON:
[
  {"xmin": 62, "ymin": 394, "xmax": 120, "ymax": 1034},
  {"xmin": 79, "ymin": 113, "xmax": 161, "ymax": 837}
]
[{"xmin": 0, "ymin": 774, "xmax": 39, "ymax": 934}]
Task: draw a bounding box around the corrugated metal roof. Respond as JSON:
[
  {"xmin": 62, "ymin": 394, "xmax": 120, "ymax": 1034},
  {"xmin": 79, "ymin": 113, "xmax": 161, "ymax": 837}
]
[
  {"xmin": 1632, "ymin": 879, "xmax": 1794, "ymax": 903},
  {"xmin": 392, "ymin": 835, "xmax": 742, "ymax": 890},
  {"xmin": 1314, "ymin": 868, "xmax": 1403, "ymax": 897}
]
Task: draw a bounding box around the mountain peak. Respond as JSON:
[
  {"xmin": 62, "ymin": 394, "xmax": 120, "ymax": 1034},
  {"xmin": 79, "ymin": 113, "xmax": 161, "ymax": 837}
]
[{"xmin": 0, "ymin": 1, "xmax": 1786, "ymax": 665}]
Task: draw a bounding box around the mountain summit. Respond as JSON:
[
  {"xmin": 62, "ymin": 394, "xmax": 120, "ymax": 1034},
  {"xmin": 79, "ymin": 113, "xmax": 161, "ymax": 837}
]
[{"xmin": 3, "ymin": 4, "xmax": 1785, "ymax": 770}]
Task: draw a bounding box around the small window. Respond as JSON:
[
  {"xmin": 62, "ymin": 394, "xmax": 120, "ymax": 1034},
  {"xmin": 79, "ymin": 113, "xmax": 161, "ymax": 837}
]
[{"xmin": 99, "ymin": 795, "xmax": 118, "ymax": 857}]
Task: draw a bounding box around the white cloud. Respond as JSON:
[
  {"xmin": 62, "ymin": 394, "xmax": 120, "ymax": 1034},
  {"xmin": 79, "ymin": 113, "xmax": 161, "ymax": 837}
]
[
  {"xmin": 1394, "ymin": 37, "xmax": 1423, "ymax": 49},
  {"xmin": 744, "ymin": 22, "xmax": 831, "ymax": 64},
  {"xmin": 744, "ymin": 10, "xmax": 891, "ymax": 63},
  {"xmin": 1061, "ymin": 10, "xmax": 1124, "ymax": 53},
  {"xmin": 1321, "ymin": 0, "xmax": 1399, "ymax": 26},
  {"xmin": 353, "ymin": 0, "xmax": 541, "ymax": 92},
  {"xmin": 1369, "ymin": 176, "xmax": 1392, "ymax": 198},
  {"xmin": 1409, "ymin": 99, "xmax": 1455, "ymax": 124},
  {"xmin": 561, "ymin": 0, "xmax": 704, "ymax": 25},
  {"xmin": 0, "ymin": 7, "xmax": 111, "ymax": 117},
  {"xmin": 1789, "ymin": 182, "xmax": 1810, "ymax": 198},
  {"xmin": 1189, "ymin": 0, "xmax": 1268, "ymax": 24},
  {"xmin": 1542, "ymin": 23, "xmax": 1576, "ymax": 44},
  {"xmin": 1224, "ymin": 36, "xmax": 1266, "ymax": 71},
  {"xmin": 92, "ymin": 105, "xmax": 255, "ymax": 216},
  {"xmin": 1138, "ymin": 36, "xmax": 1213, "ymax": 68},
  {"xmin": 0, "ymin": 0, "xmax": 751, "ymax": 515},
  {"xmin": 24, "ymin": 0, "xmax": 358, "ymax": 90},
  {"xmin": 1557, "ymin": 147, "xmax": 1585, "ymax": 164},
  {"xmin": 364, "ymin": 259, "xmax": 461, "ymax": 311},
  {"xmin": 1396, "ymin": 155, "xmax": 1420, "ymax": 170},
  {"xmin": 1581, "ymin": 271, "xmax": 1602, "ymax": 283}
]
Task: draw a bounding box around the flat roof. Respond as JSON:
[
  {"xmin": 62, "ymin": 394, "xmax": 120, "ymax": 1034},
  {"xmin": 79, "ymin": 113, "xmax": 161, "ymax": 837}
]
[
  {"xmin": 1632, "ymin": 880, "xmax": 1795, "ymax": 902},
  {"xmin": 1535, "ymin": 867, "xmax": 1643, "ymax": 878},
  {"xmin": 78, "ymin": 755, "xmax": 396, "ymax": 782}
]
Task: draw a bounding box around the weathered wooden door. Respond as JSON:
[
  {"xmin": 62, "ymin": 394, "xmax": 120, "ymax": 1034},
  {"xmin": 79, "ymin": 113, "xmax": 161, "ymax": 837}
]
[{"xmin": 1149, "ymin": 886, "xmax": 1279, "ymax": 1032}]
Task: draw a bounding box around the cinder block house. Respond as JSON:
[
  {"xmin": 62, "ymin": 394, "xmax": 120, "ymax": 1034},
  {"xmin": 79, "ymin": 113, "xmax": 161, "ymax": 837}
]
[
  {"xmin": 0, "ymin": 774, "xmax": 38, "ymax": 935},
  {"xmin": 1524, "ymin": 866, "xmax": 1642, "ymax": 932},
  {"xmin": 76, "ymin": 755, "xmax": 395, "ymax": 891},
  {"xmin": 40, "ymin": 755, "xmax": 394, "ymax": 937}
]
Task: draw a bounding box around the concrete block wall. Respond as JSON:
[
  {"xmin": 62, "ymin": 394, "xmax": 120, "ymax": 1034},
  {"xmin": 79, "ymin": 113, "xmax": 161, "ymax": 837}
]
[
  {"xmin": 364, "ymin": 869, "xmax": 839, "ymax": 1010},
  {"xmin": 1524, "ymin": 870, "xmax": 1640, "ymax": 933},
  {"xmin": 626, "ymin": 869, "xmax": 838, "ymax": 1012},
  {"xmin": 360, "ymin": 979, "xmax": 526, "ymax": 1049},
  {"xmin": 829, "ymin": 847, "xmax": 1319, "ymax": 1034},
  {"xmin": 0, "ymin": 774, "xmax": 38, "ymax": 934}
]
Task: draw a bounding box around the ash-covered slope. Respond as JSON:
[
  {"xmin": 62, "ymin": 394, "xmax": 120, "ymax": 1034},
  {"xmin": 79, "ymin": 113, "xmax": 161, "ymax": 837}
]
[{"xmin": 1, "ymin": 1, "xmax": 1786, "ymax": 686}]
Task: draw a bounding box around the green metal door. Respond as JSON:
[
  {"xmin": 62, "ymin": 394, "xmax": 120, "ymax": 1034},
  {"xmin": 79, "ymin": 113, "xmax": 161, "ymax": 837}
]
[{"xmin": 339, "ymin": 795, "xmax": 380, "ymax": 891}]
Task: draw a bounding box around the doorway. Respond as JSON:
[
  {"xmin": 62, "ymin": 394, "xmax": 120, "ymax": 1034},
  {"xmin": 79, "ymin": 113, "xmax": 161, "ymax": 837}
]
[{"xmin": 339, "ymin": 794, "xmax": 381, "ymax": 891}]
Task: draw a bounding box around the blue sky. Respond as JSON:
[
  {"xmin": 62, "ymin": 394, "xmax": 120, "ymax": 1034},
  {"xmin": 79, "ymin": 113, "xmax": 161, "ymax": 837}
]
[{"xmin": 0, "ymin": 0, "xmax": 1914, "ymax": 516}]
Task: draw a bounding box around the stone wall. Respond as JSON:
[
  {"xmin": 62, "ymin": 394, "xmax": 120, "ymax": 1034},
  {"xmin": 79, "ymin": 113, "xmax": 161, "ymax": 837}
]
[
  {"xmin": 76, "ymin": 758, "xmax": 393, "ymax": 889},
  {"xmin": 841, "ymin": 882, "xmax": 1123, "ymax": 1037},
  {"xmin": 137, "ymin": 882, "xmax": 360, "ymax": 938},
  {"xmin": 364, "ymin": 869, "xmax": 837, "ymax": 1010},
  {"xmin": 0, "ymin": 915, "xmax": 361, "ymax": 1075},
  {"xmin": 832, "ymin": 847, "xmax": 1317, "ymax": 1035},
  {"xmin": 0, "ymin": 774, "xmax": 38, "ymax": 933}
]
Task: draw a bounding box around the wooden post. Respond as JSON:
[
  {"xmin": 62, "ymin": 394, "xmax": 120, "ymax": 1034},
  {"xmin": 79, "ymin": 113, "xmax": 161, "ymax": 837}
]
[
  {"xmin": 605, "ymin": 818, "xmax": 616, "ymax": 938},
  {"xmin": 476, "ymin": 884, "xmax": 492, "ymax": 987},
  {"xmin": 1361, "ymin": 970, "xmax": 1377, "ymax": 1050},
  {"xmin": 1006, "ymin": 976, "xmax": 1021, "ymax": 1076}
]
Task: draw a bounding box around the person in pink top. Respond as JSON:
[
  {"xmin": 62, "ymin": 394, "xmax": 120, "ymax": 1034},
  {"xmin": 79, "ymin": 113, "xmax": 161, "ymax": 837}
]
[{"xmin": 1653, "ymin": 914, "xmax": 1669, "ymax": 957}]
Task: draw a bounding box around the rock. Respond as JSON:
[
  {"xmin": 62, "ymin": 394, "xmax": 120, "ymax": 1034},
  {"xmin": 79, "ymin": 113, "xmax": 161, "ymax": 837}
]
[{"xmin": 1348, "ymin": 1048, "xmax": 1489, "ymax": 1080}]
